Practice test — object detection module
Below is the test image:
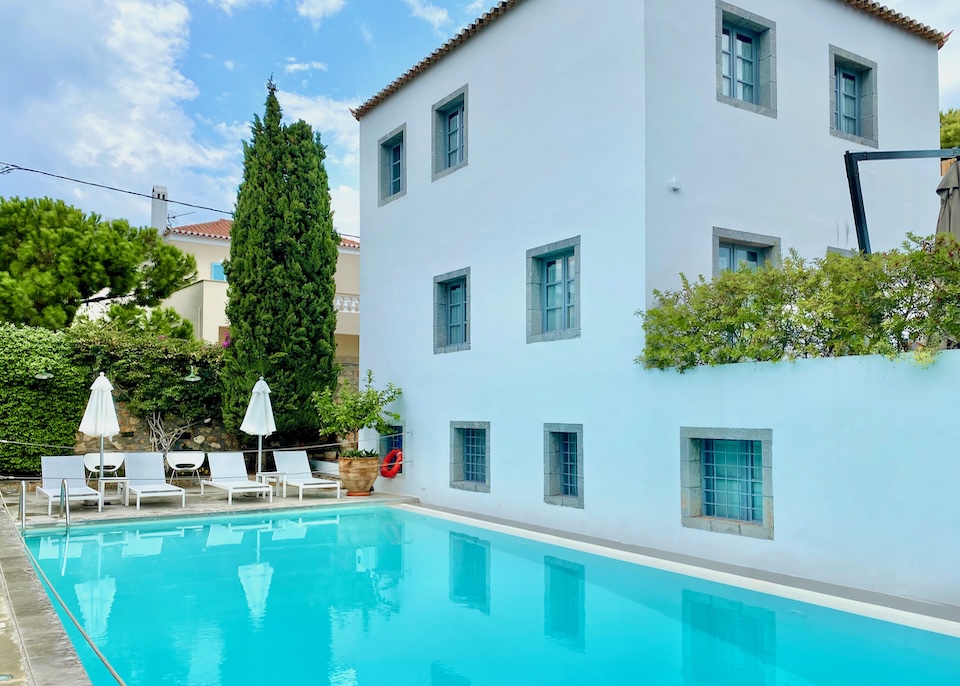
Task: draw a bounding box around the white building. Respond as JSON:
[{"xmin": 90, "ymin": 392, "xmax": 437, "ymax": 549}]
[{"xmin": 356, "ymin": 1, "xmax": 958, "ymax": 607}]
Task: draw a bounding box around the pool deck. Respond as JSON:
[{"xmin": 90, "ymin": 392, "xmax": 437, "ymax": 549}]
[{"xmin": 0, "ymin": 481, "xmax": 417, "ymax": 686}]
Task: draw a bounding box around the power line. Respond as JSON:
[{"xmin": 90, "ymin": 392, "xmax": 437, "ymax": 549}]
[{"xmin": 0, "ymin": 161, "xmax": 234, "ymax": 215}]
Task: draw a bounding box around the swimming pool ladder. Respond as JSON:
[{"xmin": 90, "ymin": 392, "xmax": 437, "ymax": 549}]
[
  {"xmin": 57, "ymin": 479, "xmax": 71, "ymax": 528},
  {"xmin": 18, "ymin": 480, "xmax": 26, "ymax": 529}
]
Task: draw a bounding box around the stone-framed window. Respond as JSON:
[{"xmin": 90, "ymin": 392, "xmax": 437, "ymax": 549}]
[
  {"xmin": 378, "ymin": 421, "xmax": 405, "ymax": 476},
  {"xmin": 526, "ymin": 236, "xmax": 581, "ymax": 344},
  {"xmin": 829, "ymin": 46, "xmax": 878, "ymax": 148},
  {"xmin": 544, "ymin": 423, "xmax": 584, "ymax": 509},
  {"xmin": 449, "ymin": 531, "xmax": 490, "ymax": 614},
  {"xmin": 716, "ymin": 2, "xmax": 777, "ymax": 118},
  {"xmin": 432, "ymin": 85, "xmax": 468, "ymax": 181},
  {"xmin": 434, "ymin": 267, "xmax": 470, "ymax": 354},
  {"xmin": 680, "ymin": 427, "xmax": 773, "ymax": 540},
  {"xmin": 450, "ymin": 421, "xmax": 490, "ymax": 493},
  {"xmin": 713, "ymin": 227, "xmax": 781, "ymax": 278},
  {"xmin": 378, "ymin": 124, "xmax": 406, "ymax": 205}
]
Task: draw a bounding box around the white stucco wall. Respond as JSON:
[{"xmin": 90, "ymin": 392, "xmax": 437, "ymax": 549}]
[
  {"xmin": 644, "ymin": 0, "xmax": 941, "ymax": 301},
  {"xmin": 358, "ymin": 0, "xmax": 952, "ymax": 606}
]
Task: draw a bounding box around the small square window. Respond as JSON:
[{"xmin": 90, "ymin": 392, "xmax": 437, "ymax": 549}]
[
  {"xmin": 544, "ymin": 424, "xmax": 584, "ymax": 509},
  {"xmin": 713, "ymin": 228, "xmax": 780, "ymax": 278},
  {"xmin": 829, "ymin": 46, "xmax": 878, "ymax": 148},
  {"xmin": 680, "ymin": 427, "xmax": 773, "ymax": 539},
  {"xmin": 716, "ymin": 3, "xmax": 777, "ymax": 118},
  {"xmin": 378, "ymin": 124, "xmax": 406, "ymax": 205},
  {"xmin": 211, "ymin": 262, "xmax": 226, "ymax": 281},
  {"xmin": 450, "ymin": 421, "xmax": 490, "ymax": 492},
  {"xmin": 527, "ymin": 237, "xmax": 581, "ymax": 344},
  {"xmin": 434, "ymin": 268, "xmax": 470, "ymax": 354},
  {"xmin": 432, "ymin": 86, "xmax": 468, "ymax": 181}
]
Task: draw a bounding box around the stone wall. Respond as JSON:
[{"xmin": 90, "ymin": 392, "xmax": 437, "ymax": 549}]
[
  {"xmin": 75, "ymin": 402, "xmax": 238, "ymax": 455},
  {"xmin": 339, "ymin": 356, "xmax": 360, "ymax": 391}
]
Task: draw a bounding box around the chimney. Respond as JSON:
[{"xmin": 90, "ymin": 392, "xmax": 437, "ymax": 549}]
[{"xmin": 151, "ymin": 185, "xmax": 168, "ymax": 230}]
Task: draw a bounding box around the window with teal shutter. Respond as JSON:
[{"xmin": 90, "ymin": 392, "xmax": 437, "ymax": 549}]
[{"xmin": 211, "ymin": 262, "xmax": 226, "ymax": 281}]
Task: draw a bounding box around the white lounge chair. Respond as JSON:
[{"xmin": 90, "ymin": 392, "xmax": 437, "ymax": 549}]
[
  {"xmin": 201, "ymin": 452, "xmax": 272, "ymax": 504},
  {"xmin": 165, "ymin": 450, "xmax": 205, "ymax": 485},
  {"xmin": 37, "ymin": 455, "xmax": 103, "ymax": 515},
  {"xmin": 83, "ymin": 452, "xmax": 124, "ymax": 486},
  {"xmin": 124, "ymin": 452, "xmax": 186, "ymax": 510},
  {"xmin": 272, "ymin": 450, "xmax": 341, "ymax": 500}
]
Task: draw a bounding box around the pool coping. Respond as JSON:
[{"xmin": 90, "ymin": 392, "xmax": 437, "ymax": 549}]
[
  {"xmin": 401, "ymin": 503, "xmax": 960, "ymax": 637},
  {"xmin": 0, "ymin": 512, "xmax": 91, "ymax": 686}
]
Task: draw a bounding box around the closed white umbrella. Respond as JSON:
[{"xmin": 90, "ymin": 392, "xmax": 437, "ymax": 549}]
[
  {"xmin": 240, "ymin": 376, "xmax": 276, "ymax": 474},
  {"xmin": 78, "ymin": 372, "xmax": 120, "ymax": 477}
]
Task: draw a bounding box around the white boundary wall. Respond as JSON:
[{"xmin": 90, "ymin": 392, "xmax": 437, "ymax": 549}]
[{"xmin": 369, "ymin": 353, "xmax": 960, "ymax": 607}]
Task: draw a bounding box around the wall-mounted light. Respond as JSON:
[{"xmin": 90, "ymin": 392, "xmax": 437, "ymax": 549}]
[
  {"xmin": 34, "ymin": 371, "xmax": 54, "ymax": 380},
  {"xmin": 184, "ymin": 366, "xmax": 201, "ymax": 383}
]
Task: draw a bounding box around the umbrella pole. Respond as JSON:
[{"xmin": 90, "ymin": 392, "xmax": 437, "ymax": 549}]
[
  {"xmin": 257, "ymin": 434, "xmax": 263, "ymax": 475},
  {"xmin": 99, "ymin": 435, "xmax": 105, "ymax": 478}
]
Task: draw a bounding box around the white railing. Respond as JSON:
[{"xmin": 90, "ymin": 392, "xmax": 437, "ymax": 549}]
[{"xmin": 334, "ymin": 294, "xmax": 360, "ymax": 314}]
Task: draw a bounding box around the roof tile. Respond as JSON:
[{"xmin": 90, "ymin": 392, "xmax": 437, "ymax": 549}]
[{"xmin": 166, "ymin": 219, "xmax": 359, "ymax": 249}]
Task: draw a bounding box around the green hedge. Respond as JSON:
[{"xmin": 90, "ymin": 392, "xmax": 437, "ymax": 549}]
[
  {"xmin": 0, "ymin": 323, "xmax": 223, "ymax": 475},
  {"xmin": 638, "ymin": 234, "xmax": 960, "ymax": 371}
]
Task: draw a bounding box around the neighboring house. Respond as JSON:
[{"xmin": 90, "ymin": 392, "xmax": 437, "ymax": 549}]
[
  {"xmin": 355, "ymin": 0, "xmax": 960, "ymax": 609},
  {"xmin": 153, "ymin": 187, "xmax": 361, "ymax": 378}
]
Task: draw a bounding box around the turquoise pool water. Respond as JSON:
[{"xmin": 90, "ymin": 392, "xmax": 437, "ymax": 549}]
[{"xmin": 26, "ymin": 507, "xmax": 960, "ymax": 685}]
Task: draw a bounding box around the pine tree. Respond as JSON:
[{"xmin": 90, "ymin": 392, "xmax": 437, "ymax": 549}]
[{"xmin": 222, "ymin": 79, "xmax": 340, "ymax": 441}]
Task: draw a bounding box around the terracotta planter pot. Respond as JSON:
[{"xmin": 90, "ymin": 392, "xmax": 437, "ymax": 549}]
[{"xmin": 338, "ymin": 456, "xmax": 380, "ymax": 496}]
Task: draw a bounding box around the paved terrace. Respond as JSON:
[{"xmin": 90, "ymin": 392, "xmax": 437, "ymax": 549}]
[{"xmin": 0, "ymin": 480, "xmax": 417, "ymax": 686}]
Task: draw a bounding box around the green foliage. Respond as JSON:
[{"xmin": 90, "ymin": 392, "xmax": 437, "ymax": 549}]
[
  {"xmin": 312, "ymin": 370, "xmax": 402, "ymax": 449},
  {"xmin": 639, "ymin": 234, "xmax": 960, "ymax": 371},
  {"xmin": 222, "ymin": 79, "xmax": 341, "ymax": 442},
  {"xmin": 68, "ymin": 322, "xmax": 223, "ymax": 426},
  {"xmin": 0, "ymin": 197, "xmax": 197, "ymax": 329},
  {"xmin": 340, "ymin": 449, "xmax": 380, "ymax": 458},
  {"xmin": 942, "ymin": 108, "xmax": 960, "ymax": 149},
  {"xmin": 0, "ymin": 324, "xmax": 90, "ymax": 473},
  {"xmin": 100, "ymin": 304, "xmax": 194, "ymax": 340}
]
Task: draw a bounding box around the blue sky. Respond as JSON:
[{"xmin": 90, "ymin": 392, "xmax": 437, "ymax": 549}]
[{"xmin": 0, "ymin": 0, "xmax": 957, "ymax": 237}]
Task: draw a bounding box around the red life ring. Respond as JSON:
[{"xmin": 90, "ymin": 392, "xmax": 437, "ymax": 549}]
[{"xmin": 380, "ymin": 449, "xmax": 402, "ymax": 478}]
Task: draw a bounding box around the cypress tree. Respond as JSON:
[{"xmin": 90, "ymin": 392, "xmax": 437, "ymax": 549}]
[{"xmin": 222, "ymin": 79, "xmax": 340, "ymax": 442}]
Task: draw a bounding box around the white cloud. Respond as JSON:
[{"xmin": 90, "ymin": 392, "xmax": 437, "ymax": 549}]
[
  {"xmin": 0, "ymin": 0, "xmax": 241, "ymax": 227},
  {"xmin": 277, "ymin": 90, "xmax": 360, "ymax": 170},
  {"xmin": 402, "ymin": 0, "xmax": 450, "ymax": 31},
  {"xmin": 296, "ymin": 0, "xmax": 346, "ymax": 28},
  {"xmin": 330, "ymin": 184, "xmax": 360, "ymax": 236},
  {"xmin": 359, "ymin": 22, "xmax": 374, "ymax": 45},
  {"xmin": 284, "ymin": 60, "xmax": 328, "ymax": 73},
  {"xmin": 465, "ymin": 0, "xmax": 485, "ymax": 15},
  {"xmin": 224, "ymin": 59, "xmax": 235, "ymax": 70},
  {"xmin": 207, "ymin": 0, "xmax": 272, "ymax": 15}
]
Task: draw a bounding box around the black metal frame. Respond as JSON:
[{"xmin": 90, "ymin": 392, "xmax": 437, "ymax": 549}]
[{"xmin": 845, "ymin": 148, "xmax": 960, "ymax": 254}]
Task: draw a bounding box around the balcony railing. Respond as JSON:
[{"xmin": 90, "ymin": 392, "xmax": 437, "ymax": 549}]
[{"xmin": 334, "ymin": 294, "xmax": 360, "ymax": 314}]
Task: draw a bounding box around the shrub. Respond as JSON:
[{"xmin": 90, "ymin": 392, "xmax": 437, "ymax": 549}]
[
  {"xmin": 638, "ymin": 234, "xmax": 960, "ymax": 371},
  {"xmin": 312, "ymin": 370, "xmax": 402, "ymax": 453}
]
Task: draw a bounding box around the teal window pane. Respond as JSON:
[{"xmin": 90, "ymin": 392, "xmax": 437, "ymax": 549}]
[
  {"xmin": 540, "ymin": 249, "xmax": 577, "ymax": 334},
  {"xmin": 702, "ymin": 439, "xmax": 763, "ymax": 523},
  {"xmin": 211, "ymin": 263, "xmax": 226, "ymax": 282},
  {"xmin": 389, "ymin": 142, "xmax": 402, "ymax": 194}
]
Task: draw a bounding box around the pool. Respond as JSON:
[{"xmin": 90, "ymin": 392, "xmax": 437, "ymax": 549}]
[{"xmin": 26, "ymin": 506, "xmax": 960, "ymax": 685}]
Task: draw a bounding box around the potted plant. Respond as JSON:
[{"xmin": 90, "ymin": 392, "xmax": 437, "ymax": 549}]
[{"xmin": 312, "ymin": 370, "xmax": 402, "ymax": 496}]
